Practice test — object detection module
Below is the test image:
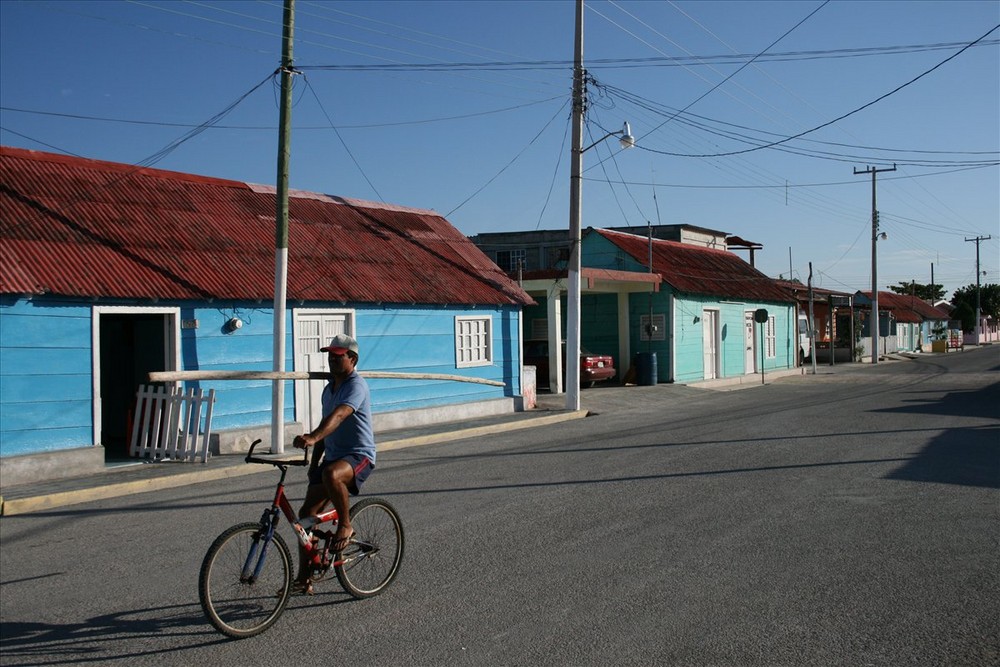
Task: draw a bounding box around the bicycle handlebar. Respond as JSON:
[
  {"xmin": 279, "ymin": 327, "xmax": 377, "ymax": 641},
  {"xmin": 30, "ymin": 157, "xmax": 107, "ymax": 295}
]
[{"xmin": 244, "ymin": 439, "xmax": 309, "ymax": 467}]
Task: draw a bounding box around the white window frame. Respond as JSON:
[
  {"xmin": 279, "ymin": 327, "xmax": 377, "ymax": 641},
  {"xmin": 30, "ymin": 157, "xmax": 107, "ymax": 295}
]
[
  {"xmin": 766, "ymin": 315, "xmax": 777, "ymax": 359},
  {"xmin": 495, "ymin": 248, "xmax": 526, "ymax": 273},
  {"xmin": 455, "ymin": 315, "xmax": 493, "ymax": 368}
]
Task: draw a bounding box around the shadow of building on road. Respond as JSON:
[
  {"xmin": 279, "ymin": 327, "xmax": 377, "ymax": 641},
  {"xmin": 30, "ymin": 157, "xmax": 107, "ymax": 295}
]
[{"xmin": 878, "ymin": 381, "xmax": 1000, "ymax": 489}]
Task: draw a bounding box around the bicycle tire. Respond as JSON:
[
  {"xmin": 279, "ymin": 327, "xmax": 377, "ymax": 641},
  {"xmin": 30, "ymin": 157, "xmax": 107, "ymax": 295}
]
[
  {"xmin": 335, "ymin": 497, "xmax": 404, "ymax": 599},
  {"xmin": 199, "ymin": 522, "xmax": 293, "ymax": 639}
]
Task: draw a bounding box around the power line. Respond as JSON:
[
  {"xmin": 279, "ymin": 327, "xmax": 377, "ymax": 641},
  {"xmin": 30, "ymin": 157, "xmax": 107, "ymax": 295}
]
[
  {"xmin": 295, "ymin": 41, "xmax": 1000, "ymax": 71},
  {"xmin": 633, "ymin": 24, "xmax": 1000, "ymax": 159},
  {"xmin": 0, "ymin": 96, "xmax": 566, "ymax": 130}
]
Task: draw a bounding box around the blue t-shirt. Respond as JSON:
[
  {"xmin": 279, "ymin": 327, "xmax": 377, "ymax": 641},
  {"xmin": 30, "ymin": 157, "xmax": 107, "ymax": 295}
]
[{"xmin": 321, "ymin": 371, "xmax": 375, "ymax": 465}]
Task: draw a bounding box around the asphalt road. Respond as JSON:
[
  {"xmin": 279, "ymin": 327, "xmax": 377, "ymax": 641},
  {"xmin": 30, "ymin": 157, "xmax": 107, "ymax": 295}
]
[{"xmin": 1, "ymin": 348, "xmax": 997, "ymax": 666}]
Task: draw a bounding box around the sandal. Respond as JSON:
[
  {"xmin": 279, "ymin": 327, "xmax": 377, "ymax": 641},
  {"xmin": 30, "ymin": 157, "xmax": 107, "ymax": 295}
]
[
  {"xmin": 332, "ymin": 530, "xmax": 355, "ymax": 553},
  {"xmin": 279, "ymin": 579, "xmax": 314, "ymax": 597}
]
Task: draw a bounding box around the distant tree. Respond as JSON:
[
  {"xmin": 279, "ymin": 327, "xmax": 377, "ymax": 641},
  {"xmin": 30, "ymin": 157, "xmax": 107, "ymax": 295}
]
[
  {"xmin": 951, "ymin": 302, "xmax": 976, "ymax": 332},
  {"xmin": 887, "ymin": 281, "xmax": 944, "ymax": 301},
  {"xmin": 951, "ymin": 283, "xmax": 1000, "ymax": 324}
]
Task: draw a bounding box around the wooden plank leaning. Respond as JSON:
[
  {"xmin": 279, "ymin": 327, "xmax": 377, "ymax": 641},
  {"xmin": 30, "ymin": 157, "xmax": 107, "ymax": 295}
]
[{"xmin": 148, "ymin": 370, "xmax": 505, "ymax": 387}]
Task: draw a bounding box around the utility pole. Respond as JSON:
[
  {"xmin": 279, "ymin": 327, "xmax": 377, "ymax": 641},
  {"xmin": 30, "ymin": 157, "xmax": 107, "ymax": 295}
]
[
  {"xmin": 965, "ymin": 235, "xmax": 992, "ymax": 345},
  {"xmin": 808, "ymin": 262, "xmax": 816, "ymax": 375},
  {"xmin": 271, "ymin": 0, "xmax": 295, "ymax": 453},
  {"xmin": 854, "ymin": 164, "xmax": 896, "ymax": 364},
  {"xmin": 566, "ymin": 0, "xmax": 585, "ymax": 411}
]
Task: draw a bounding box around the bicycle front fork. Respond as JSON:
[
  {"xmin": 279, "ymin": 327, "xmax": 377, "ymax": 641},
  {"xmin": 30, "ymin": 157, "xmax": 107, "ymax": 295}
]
[{"xmin": 240, "ymin": 508, "xmax": 281, "ymax": 583}]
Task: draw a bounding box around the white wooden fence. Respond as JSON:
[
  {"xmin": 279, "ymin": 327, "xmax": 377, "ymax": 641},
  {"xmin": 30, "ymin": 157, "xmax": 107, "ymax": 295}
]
[{"xmin": 129, "ymin": 385, "xmax": 216, "ymax": 462}]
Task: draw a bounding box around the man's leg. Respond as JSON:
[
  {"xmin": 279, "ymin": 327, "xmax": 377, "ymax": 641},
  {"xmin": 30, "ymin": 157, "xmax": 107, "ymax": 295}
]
[
  {"xmin": 295, "ymin": 484, "xmax": 328, "ymax": 584},
  {"xmin": 321, "ymin": 460, "xmax": 356, "ymax": 550}
]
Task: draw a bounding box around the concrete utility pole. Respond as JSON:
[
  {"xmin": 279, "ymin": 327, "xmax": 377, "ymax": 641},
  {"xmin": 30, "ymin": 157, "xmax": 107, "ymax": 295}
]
[
  {"xmin": 566, "ymin": 0, "xmax": 585, "ymax": 412},
  {"xmin": 965, "ymin": 235, "xmax": 992, "ymax": 345},
  {"xmin": 271, "ymin": 0, "xmax": 295, "ymax": 453},
  {"xmin": 854, "ymin": 164, "xmax": 896, "ymax": 364},
  {"xmin": 808, "ymin": 262, "xmax": 817, "ymax": 375}
]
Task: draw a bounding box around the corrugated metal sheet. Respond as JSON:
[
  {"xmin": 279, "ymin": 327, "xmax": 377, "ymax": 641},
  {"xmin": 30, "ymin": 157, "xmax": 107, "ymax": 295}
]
[
  {"xmin": 597, "ymin": 229, "xmax": 793, "ymax": 304},
  {"xmin": 862, "ymin": 291, "xmax": 951, "ymax": 322},
  {"xmin": 1, "ymin": 147, "xmax": 532, "ymax": 306}
]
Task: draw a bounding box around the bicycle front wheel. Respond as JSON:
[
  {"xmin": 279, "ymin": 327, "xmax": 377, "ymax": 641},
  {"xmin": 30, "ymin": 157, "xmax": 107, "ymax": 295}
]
[
  {"xmin": 199, "ymin": 522, "xmax": 293, "ymax": 639},
  {"xmin": 335, "ymin": 497, "xmax": 404, "ymax": 599}
]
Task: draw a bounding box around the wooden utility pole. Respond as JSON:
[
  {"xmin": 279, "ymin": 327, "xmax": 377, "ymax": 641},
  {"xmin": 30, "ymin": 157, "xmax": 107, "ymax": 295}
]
[
  {"xmin": 854, "ymin": 164, "xmax": 896, "ymax": 364},
  {"xmin": 271, "ymin": 0, "xmax": 295, "ymax": 453}
]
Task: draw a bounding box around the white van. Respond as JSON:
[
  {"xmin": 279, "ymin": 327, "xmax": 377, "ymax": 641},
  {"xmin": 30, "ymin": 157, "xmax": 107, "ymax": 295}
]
[{"xmin": 798, "ymin": 312, "xmax": 812, "ymax": 363}]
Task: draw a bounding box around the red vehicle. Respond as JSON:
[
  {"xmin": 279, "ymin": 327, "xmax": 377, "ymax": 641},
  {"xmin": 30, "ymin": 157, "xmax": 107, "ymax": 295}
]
[{"xmin": 524, "ymin": 339, "xmax": 616, "ymax": 389}]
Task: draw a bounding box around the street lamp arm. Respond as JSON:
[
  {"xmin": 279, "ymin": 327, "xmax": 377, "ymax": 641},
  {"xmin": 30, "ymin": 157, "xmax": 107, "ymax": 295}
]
[{"xmin": 581, "ymin": 122, "xmax": 635, "ymax": 153}]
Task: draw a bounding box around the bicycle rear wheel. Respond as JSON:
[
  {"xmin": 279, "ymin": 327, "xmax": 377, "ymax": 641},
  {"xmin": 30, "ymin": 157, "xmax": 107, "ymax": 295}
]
[
  {"xmin": 335, "ymin": 497, "xmax": 404, "ymax": 598},
  {"xmin": 199, "ymin": 522, "xmax": 293, "ymax": 638}
]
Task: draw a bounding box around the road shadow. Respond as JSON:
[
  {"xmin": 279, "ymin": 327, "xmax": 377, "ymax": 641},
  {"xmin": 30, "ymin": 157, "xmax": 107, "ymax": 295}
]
[
  {"xmin": 884, "ymin": 424, "xmax": 999, "ymax": 489},
  {"xmin": 875, "ymin": 380, "xmax": 1000, "ymax": 489},
  {"xmin": 0, "ymin": 593, "xmax": 353, "ymax": 665}
]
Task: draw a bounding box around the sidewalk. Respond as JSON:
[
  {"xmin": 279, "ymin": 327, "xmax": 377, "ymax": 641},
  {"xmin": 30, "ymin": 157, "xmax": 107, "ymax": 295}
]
[{"xmin": 0, "ymin": 363, "xmax": 865, "ymax": 516}]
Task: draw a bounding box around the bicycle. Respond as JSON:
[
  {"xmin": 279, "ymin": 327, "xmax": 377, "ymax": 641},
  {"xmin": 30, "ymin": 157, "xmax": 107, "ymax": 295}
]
[{"xmin": 198, "ymin": 440, "xmax": 404, "ymax": 639}]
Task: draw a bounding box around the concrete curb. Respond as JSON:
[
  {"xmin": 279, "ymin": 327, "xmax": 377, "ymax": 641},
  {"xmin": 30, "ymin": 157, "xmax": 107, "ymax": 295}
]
[
  {"xmin": 378, "ymin": 409, "xmax": 588, "ymax": 451},
  {"xmin": 0, "ymin": 409, "xmax": 588, "ymax": 516},
  {"xmin": 0, "ymin": 463, "xmax": 270, "ymax": 516}
]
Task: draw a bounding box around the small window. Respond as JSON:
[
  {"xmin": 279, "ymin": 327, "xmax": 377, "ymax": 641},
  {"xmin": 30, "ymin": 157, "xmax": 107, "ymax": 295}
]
[
  {"xmin": 495, "ymin": 249, "xmax": 525, "ymax": 273},
  {"xmin": 455, "ymin": 316, "xmax": 493, "ymax": 368}
]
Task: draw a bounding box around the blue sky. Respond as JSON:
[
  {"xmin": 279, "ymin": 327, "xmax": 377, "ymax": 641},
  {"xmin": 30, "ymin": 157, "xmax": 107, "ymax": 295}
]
[{"xmin": 2, "ymin": 0, "xmax": 997, "ymax": 299}]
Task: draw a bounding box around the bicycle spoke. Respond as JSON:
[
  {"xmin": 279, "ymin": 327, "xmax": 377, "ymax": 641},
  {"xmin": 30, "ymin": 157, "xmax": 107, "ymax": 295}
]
[
  {"xmin": 335, "ymin": 498, "xmax": 404, "ymax": 598},
  {"xmin": 199, "ymin": 523, "xmax": 292, "ymax": 638}
]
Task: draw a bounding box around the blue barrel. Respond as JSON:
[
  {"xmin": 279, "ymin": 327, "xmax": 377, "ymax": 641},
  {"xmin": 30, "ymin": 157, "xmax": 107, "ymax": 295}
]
[{"xmin": 636, "ymin": 352, "xmax": 657, "ymax": 386}]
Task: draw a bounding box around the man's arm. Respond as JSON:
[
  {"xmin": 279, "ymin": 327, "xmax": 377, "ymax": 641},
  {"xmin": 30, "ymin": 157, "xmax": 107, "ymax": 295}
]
[{"xmin": 293, "ymin": 403, "xmax": 356, "ymax": 451}]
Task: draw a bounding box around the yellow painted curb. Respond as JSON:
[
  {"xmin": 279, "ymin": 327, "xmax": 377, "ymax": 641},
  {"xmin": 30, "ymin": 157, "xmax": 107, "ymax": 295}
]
[
  {"xmin": 378, "ymin": 410, "xmax": 589, "ymax": 451},
  {"xmin": 1, "ymin": 463, "xmax": 269, "ymax": 516},
  {"xmin": 0, "ymin": 410, "xmax": 588, "ymax": 516}
]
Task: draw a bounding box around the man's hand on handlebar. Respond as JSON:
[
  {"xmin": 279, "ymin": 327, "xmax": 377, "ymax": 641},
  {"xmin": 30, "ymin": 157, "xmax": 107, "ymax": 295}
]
[{"xmin": 293, "ymin": 432, "xmax": 319, "ymax": 450}]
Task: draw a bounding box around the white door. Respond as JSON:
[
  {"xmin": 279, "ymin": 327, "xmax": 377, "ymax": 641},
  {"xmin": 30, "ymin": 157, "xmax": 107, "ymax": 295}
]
[
  {"xmin": 294, "ymin": 311, "xmax": 352, "ymax": 430},
  {"xmin": 703, "ymin": 309, "xmax": 719, "ymax": 380},
  {"xmin": 744, "ymin": 310, "xmax": 756, "ymax": 374}
]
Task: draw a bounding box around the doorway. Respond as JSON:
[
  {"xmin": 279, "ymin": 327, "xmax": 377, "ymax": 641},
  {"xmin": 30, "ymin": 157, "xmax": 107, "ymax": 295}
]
[
  {"xmin": 702, "ymin": 309, "xmax": 720, "ymax": 380},
  {"xmin": 98, "ymin": 312, "xmax": 170, "ymax": 459},
  {"xmin": 744, "ymin": 310, "xmax": 757, "ymax": 375},
  {"xmin": 293, "ymin": 310, "xmax": 354, "ymax": 430}
]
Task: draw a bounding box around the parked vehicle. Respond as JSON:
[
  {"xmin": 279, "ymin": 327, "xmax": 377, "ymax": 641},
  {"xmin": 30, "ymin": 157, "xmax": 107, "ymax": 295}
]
[
  {"xmin": 798, "ymin": 312, "xmax": 813, "ymax": 363},
  {"xmin": 524, "ymin": 339, "xmax": 616, "ymax": 389}
]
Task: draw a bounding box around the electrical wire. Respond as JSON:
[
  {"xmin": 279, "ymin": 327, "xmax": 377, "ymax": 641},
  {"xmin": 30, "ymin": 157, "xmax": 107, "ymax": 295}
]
[
  {"xmin": 634, "ymin": 24, "xmax": 1000, "ymax": 159},
  {"xmin": 445, "ymin": 98, "xmax": 569, "ymax": 219},
  {"xmin": 302, "ymin": 76, "xmax": 385, "ymax": 203}
]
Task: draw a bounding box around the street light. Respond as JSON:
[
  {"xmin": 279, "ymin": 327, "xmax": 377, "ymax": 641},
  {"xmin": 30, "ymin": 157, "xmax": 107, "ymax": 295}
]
[
  {"xmin": 567, "ymin": 116, "xmax": 634, "ymax": 411},
  {"xmin": 565, "ymin": 0, "xmax": 635, "ymax": 412}
]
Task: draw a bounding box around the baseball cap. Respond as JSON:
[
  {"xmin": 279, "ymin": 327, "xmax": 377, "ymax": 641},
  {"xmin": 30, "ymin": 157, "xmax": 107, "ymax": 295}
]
[{"xmin": 320, "ymin": 333, "xmax": 359, "ymax": 355}]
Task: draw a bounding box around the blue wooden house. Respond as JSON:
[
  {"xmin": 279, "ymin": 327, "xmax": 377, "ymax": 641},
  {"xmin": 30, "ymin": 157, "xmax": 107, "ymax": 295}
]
[
  {"xmin": 0, "ymin": 146, "xmax": 533, "ymax": 486},
  {"xmin": 518, "ymin": 228, "xmax": 799, "ymax": 386},
  {"xmin": 855, "ymin": 291, "xmax": 954, "ymax": 356}
]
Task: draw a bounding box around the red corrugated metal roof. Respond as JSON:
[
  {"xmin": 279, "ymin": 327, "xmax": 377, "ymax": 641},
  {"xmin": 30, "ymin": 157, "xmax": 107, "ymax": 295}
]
[
  {"xmin": 596, "ymin": 229, "xmax": 794, "ymax": 304},
  {"xmin": 862, "ymin": 291, "xmax": 951, "ymax": 321},
  {"xmin": 1, "ymin": 146, "xmax": 532, "ymax": 306}
]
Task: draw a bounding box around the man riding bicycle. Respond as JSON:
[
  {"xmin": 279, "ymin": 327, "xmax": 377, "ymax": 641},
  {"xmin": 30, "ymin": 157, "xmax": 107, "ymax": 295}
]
[{"xmin": 291, "ymin": 333, "xmax": 375, "ymax": 594}]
